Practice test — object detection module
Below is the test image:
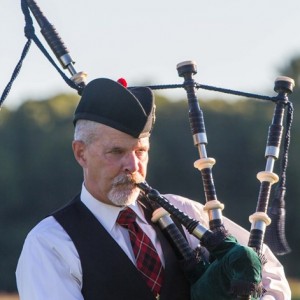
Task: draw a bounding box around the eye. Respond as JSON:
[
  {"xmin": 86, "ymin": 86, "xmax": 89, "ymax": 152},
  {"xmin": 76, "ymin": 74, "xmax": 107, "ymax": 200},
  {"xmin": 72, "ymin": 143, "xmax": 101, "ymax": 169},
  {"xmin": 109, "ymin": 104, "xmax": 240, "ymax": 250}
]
[
  {"xmin": 107, "ymin": 147, "xmax": 124, "ymax": 156},
  {"xmin": 105, "ymin": 148, "xmax": 124, "ymax": 162},
  {"xmin": 136, "ymin": 148, "xmax": 148, "ymax": 158}
]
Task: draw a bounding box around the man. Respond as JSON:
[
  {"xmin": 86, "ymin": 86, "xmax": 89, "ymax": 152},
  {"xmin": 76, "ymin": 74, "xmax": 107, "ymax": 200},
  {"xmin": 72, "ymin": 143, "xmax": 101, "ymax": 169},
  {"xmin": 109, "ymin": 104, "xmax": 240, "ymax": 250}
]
[{"xmin": 16, "ymin": 78, "xmax": 291, "ymax": 299}]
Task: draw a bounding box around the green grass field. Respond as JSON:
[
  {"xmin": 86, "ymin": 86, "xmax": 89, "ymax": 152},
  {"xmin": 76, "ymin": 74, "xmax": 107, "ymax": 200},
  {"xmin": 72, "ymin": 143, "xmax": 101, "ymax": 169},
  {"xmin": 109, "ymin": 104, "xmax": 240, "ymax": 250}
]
[{"xmin": 290, "ymin": 278, "xmax": 300, "ymax": 299}]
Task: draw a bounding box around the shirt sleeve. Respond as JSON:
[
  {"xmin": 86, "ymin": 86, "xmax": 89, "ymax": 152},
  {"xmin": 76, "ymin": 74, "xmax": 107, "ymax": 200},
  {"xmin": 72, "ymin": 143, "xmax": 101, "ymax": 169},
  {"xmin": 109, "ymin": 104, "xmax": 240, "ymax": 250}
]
[
  {"xmin": 164, "ymin": 194, "xmax": 291, "ymax": 300},
  {"xmin": 16, "ymin": 217, "xmax": 84, "ymax": 300}
]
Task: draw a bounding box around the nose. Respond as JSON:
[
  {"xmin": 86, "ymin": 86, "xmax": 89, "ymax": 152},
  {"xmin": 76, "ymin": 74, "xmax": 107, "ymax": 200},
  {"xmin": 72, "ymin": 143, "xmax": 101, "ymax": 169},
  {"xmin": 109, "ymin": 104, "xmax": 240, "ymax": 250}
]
[{"xmin": 124, "ymin": 152, "xmax": 140, "ymax": 174}]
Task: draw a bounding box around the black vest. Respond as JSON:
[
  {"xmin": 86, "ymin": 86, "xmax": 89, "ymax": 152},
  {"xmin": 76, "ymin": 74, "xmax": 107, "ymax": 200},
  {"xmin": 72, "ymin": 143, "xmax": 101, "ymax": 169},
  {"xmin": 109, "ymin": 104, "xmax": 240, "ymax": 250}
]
[{"xmin": 53, "ymin": 194, "xmax": 190, "ymax": 300}]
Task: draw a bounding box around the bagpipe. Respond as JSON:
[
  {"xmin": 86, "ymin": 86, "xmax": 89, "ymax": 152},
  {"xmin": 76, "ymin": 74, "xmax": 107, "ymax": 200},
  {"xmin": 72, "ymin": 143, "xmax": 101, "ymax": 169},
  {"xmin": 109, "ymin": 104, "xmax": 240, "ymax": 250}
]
[
  {"xmin": 1, "ymin": 1, "xmax": 295, "ymax": 299},
  {"xmin": 136, "ymin": 61, "xmax": 294, "ymax": 299}
]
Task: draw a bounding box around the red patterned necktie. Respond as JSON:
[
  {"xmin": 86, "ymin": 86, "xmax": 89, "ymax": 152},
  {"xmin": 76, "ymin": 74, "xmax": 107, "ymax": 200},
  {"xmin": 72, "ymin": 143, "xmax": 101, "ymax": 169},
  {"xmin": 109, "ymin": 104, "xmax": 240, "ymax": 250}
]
[{"xmin": 117, "ymin": 207, "xmax": 164, "ymax": 298}]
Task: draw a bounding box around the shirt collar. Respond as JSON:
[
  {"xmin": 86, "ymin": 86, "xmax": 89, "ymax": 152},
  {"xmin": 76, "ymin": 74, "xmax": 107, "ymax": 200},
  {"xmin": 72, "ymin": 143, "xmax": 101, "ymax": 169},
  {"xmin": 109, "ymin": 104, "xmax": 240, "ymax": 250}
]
[{"xmin": 80, "ymin": 184, "xmax": 148, "ymax": 233}]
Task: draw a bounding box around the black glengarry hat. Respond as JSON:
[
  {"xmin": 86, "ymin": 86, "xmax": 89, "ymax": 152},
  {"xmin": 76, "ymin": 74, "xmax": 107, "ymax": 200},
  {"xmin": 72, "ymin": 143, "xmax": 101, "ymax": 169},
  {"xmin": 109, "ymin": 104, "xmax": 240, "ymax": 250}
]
[{"xmin": 73, "ymin": 78, "xmax": 155, "ymax": 138}]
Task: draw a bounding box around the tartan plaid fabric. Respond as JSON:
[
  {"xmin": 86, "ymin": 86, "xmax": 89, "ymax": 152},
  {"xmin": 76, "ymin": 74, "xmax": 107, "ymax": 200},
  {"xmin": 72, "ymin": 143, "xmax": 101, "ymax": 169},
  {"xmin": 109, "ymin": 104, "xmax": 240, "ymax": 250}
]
[{"xmin": 117, "ymin": 207, "xmax": 164, "ymax": 298}]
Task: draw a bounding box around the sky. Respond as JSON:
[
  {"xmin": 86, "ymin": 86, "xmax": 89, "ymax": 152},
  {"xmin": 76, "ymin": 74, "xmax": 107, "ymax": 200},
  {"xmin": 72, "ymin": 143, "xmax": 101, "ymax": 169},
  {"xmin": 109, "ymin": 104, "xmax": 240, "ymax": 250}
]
[{"xmin": 1, "ymin": 0, "xmax": 300, "ymax": 109}]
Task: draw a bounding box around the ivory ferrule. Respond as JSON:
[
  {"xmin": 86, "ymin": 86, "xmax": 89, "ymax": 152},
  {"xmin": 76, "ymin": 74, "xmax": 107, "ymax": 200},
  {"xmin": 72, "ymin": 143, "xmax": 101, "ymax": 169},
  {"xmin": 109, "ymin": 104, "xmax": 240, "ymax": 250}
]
[
  {"xmin": 151, "ymin": 207, "xmax": 170, "ymax": 223},
  {"xmin": 256, "ymin": 171, "xmax": 279, "ymax": 184},
  {"xmin": 203, "ymin": 199, "xmax": 225, "ymax": 211},
  {"xmin": 249, "ymin": 212, "xmax": 271, "ymax": 227},
  {"xmin": 194, "ymin": 157, "xmax": 216, "ymax": 170},
  {"xmin": 71, "ymin": 71, "xmax": 88, "ymax": 84},
  {"xmin": 204, "ymin": 200, "xmax": 224, "ymax": 222}
]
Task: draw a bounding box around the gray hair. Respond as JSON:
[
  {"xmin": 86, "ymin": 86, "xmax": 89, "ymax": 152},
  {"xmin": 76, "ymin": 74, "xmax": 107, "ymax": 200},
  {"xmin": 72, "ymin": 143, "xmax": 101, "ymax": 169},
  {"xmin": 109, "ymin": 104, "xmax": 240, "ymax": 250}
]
[{"xmin": 74, "ymin": 120, "xmax": 102, "ymax": 145}]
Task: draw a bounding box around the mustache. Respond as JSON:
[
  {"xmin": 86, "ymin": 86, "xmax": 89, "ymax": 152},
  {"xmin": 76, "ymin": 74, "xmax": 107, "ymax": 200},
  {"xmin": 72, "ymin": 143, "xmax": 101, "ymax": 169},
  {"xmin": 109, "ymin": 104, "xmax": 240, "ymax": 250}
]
[{"xmin": 112, "ymin": 174, "xmax": 143, "ymax": 186}]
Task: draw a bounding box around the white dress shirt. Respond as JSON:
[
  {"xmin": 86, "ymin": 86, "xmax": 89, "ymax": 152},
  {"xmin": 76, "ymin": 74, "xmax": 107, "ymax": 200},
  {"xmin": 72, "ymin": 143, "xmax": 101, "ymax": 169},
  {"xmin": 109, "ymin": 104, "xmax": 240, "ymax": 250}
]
[{"xmin": 16, "ymin": 185, "xmax": 291, "ymax": 300}]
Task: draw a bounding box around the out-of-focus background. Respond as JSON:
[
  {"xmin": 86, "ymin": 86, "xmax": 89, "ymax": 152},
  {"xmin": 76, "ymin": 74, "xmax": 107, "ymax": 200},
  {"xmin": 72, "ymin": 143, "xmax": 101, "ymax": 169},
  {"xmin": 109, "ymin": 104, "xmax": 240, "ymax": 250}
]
[
  {"xmin": 1, "ymin": 0, "xmax": 300, "ymax": 298},
  {"xmin": 2, "ymin": 0, "xmax": 300, "ymax": 108}
]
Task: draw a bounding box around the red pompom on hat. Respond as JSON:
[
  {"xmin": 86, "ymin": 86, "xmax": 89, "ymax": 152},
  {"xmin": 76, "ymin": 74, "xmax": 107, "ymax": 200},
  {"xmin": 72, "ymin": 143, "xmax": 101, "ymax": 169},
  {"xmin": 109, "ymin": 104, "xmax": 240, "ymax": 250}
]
[{"xmin": 117, "ymin": 78, "xmax": 128, "ymax": 88}]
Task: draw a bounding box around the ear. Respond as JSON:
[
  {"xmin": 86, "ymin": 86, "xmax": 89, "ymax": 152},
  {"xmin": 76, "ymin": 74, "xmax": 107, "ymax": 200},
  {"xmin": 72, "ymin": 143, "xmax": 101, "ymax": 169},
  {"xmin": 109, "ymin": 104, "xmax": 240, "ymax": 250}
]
[{"xmin": 72, "ymin": 140, "xmax": 87, "ymax": 168}]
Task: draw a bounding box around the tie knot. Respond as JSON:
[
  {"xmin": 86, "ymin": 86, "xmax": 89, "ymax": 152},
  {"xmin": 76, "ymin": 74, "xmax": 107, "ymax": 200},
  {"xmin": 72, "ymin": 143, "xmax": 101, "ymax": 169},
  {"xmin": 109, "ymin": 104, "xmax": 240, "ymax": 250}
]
[{"xmin": 117, "ymin": 207, "xmax": 137, "ymax": 227}]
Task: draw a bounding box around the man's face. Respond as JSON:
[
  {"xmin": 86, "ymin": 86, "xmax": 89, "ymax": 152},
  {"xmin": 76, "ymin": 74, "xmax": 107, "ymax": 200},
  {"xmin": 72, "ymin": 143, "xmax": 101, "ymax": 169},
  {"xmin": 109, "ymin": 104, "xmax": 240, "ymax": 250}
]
[{"xmin": 73, "ymin": 125, "xmax": 149, "ymax": 206}]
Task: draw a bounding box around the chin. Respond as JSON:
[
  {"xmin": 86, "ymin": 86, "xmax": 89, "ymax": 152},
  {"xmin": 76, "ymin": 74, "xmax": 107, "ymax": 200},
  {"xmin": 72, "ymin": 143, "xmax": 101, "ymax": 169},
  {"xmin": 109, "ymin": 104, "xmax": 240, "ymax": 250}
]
[{"xmin": 108, "ymin": 187, "xmax": 140, "ymax": 206}]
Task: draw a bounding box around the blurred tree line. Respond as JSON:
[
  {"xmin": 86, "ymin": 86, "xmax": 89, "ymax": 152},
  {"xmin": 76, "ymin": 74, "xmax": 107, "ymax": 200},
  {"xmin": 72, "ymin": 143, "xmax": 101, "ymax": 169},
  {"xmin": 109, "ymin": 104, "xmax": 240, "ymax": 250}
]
[{"xmin": 0, "ymin": 57, "xmax": 300, "ymax": 291}]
